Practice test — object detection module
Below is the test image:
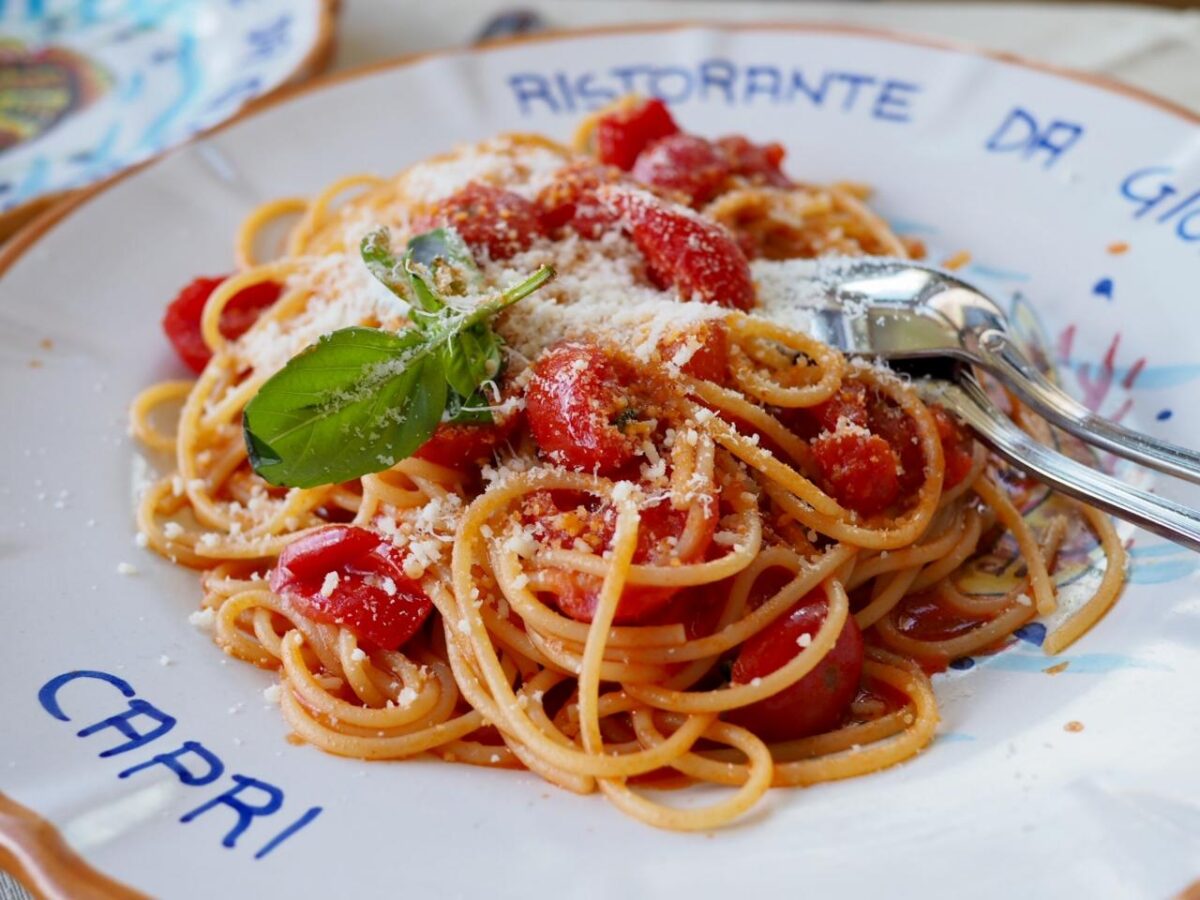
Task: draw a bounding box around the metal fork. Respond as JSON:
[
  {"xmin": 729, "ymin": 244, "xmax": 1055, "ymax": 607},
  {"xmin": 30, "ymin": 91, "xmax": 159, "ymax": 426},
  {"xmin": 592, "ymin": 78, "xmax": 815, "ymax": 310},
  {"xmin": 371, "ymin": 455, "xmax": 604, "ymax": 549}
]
[{"xmin": 770, "ymin": 257, "xmax": 1200, "ymax": 552}]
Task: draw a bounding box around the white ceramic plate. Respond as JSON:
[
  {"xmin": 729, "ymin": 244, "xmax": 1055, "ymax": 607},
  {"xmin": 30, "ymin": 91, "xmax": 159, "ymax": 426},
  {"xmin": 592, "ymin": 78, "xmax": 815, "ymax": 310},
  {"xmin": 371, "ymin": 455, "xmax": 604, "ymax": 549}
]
[{"xmin": 2, "ymin": 25, "xmax": 1199, "ymax": 900}]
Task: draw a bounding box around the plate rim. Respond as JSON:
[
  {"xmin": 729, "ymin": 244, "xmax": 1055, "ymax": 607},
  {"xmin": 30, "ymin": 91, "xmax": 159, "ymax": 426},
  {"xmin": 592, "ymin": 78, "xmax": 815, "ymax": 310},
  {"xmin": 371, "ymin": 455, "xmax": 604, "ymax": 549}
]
[
  {"xmin": 2, "ymin": 19, "xmax": 1198, "ymax": 900},
  {"xmin": 2, "ymin": 18, "xmax": 1196, "ymax": 282},
  {"xmin": 0, "ymin": 0, "xmax": 340, "ymax": 243}
]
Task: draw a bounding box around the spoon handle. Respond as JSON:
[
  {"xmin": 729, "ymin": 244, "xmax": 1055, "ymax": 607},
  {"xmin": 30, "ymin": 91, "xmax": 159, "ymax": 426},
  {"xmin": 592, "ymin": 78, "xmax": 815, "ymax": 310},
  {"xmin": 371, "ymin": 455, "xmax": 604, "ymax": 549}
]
[
  {"xmin": 919, "ymin": 375, "xmax": 1200, "ymax": 553},
  {"xmin": 974, "ymin": 328, "xmax": 1200, "ymax": 486}
]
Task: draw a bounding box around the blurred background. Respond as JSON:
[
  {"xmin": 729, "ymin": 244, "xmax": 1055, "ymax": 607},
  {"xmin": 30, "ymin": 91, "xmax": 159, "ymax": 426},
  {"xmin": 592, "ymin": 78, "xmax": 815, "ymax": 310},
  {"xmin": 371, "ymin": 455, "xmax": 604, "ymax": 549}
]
[{"xmin": 0, "ymin": 0, "xmax": 1196, "ymax": 244}]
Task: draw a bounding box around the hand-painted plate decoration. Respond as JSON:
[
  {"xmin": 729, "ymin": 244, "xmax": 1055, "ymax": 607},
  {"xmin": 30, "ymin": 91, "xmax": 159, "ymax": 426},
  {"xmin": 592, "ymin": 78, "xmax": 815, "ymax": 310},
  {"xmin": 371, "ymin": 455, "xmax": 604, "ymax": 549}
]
[
  {"xmin": 0, "ymin": 0, "xmax": 334, "ymax": 232},
  {"xmin": 1, "ymin": 24, "xmax": 1199, "ymax": 900}
]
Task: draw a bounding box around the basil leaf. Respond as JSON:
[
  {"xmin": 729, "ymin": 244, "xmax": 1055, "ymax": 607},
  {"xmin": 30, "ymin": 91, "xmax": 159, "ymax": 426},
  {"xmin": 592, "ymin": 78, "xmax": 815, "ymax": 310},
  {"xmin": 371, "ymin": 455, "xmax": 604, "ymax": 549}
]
[
  {"xmin": 446, "ymin": 388, "xmax": 495, "ymax": 425},
  {"xmin": 406, "ymin": 228, "xmax": 479, "ymax": 281},
  {"xmin": 243, "ymin": 327, "xmax": 447, "ymax": 488},
  {"xmin": 245, "ymin": 229, "xmax": 554, "ymax": 489},
  {"xmin": 443, "ymin": 325, "xmax": 498, "ymax": 399},
  {"xmin": 405, "ymin": 227, "xmax": 481, "ymax": 321},
  {"xmin": 360, "ymin": 228, "xmax": 411, "ymax": 300}
]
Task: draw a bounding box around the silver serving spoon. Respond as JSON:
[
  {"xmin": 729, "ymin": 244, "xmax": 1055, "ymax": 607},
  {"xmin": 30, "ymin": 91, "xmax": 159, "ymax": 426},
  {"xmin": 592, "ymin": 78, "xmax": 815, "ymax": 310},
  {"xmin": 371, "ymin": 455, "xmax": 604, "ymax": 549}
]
[{"xmin": 758, "ymin": 257, "xmax": 1200, "ymax": 552}]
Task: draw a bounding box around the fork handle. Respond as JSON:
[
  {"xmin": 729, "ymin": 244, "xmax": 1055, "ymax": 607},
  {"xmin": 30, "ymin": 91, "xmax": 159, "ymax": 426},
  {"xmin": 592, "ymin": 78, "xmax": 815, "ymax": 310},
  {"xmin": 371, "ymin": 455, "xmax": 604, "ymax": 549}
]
[
  {"xmin": 973, "ymin": 328, "xmax": 1200, "ymax": 486},
  {"xmin": 924, "ymin": 376, "xmax": 1200, "ymax": 553}
]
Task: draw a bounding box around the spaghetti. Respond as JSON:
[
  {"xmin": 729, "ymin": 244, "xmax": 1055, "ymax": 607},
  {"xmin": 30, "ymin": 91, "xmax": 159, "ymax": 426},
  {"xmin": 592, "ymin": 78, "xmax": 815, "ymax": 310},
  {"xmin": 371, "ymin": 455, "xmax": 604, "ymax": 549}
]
[{"xmin": 131, "ymin": 97, "xmax": 1126, "ymax": 830}]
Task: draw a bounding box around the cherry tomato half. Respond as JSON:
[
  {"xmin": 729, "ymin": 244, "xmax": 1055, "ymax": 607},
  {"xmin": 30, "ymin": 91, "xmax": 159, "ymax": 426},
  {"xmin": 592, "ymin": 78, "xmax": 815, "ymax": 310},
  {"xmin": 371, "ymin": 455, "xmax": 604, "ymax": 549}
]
[
  {"xmin": 162, "ymin": 275, "xmax": 282, "ymax": 374},
  {"xmin": 270, "ymin": 525, "xmax": 433, "ymax": 650},
  {"xmin": 727, "ymin": 588, "xmax": 864, "ymax": 742}
]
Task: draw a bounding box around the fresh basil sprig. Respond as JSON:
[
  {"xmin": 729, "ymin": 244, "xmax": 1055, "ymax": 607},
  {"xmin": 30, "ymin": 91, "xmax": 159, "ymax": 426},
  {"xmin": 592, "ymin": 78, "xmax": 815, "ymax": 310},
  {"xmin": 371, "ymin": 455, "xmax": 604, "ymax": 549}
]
[{"xmin": 242, "ymin": 228, "xmax": 552, "ymax": 488}]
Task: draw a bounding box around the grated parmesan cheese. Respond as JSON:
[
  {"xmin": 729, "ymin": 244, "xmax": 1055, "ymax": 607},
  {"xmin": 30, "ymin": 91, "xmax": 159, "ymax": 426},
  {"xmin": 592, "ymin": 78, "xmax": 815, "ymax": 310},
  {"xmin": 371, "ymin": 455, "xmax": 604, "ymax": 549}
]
[{"xmin": 189, "ymin": 608, "xmax": 216, "ymax": 631}]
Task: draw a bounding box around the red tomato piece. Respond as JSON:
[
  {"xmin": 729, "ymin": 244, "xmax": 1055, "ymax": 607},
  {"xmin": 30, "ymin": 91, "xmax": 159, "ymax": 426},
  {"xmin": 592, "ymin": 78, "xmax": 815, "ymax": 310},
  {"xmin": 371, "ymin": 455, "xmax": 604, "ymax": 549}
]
[
  {"xmin": 931, "ymin": 406, "xmax": 975, "ymax": 489},
  {"xmin": 162, "ymin": 275, "xmax": 283, "ymax": 374},
  {"xmin": 727, "ymin": 589, "xmax": 864, "ymax": 742},
  {"xmin": 658, "ymin": 320, "xmax": 729, "ymax": 382},
  {"xmin": 525, "ymin": 341, "xmax": 641, "ymax": 475},
  {"xmin": 777, "ymin": 382, "xmax": 869, "ymax": 442},
  {"xmin": 270, "ymin": 525, "xmax": 433, "ymax": 650},
  {"xmin": 594, "ymin": 97, "xmax": 680, "ymax": 171},
  {"xmin": 414, "ymin": 403, "xmax": 522, "ymax": 470},
  {"xmin": 601, "ymin": 187, "xmax": 755, "ymax": 311},
  {"xmin": 535, "ymin": 160, "xmax": 623, "ymax": 239},
  {"xmin": 867, "ymin": 395, "xmax": 927, "ymax": 497},
  {"xmin": 528, "ymin": 494, "xmax": 717, "ymax": 624},
  {"xmin": 811, "ymin": 430, "xmax": 901, "ymax": 516},
  {"xmin": 630, "ymin": 133, "xmax": 730, "ymax": 207},
  {"xmin": 714, "ymin": 135, "xmax": 792, "ymax": 188},
  {"xmin": 414, "ymin": 182, "xmax": 544, "ymax": 261},
  {"xmin": 812, "ymin": 381, "xmax": 869, "ymax": 433}
]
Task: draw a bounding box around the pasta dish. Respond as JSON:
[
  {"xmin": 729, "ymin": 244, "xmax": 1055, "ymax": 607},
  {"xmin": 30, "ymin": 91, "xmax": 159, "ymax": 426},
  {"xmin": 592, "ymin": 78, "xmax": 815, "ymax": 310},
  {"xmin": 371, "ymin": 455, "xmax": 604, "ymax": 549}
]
[{"xmin": 131, "ymin": 97, "xmax": 1126, "ymax": 830}]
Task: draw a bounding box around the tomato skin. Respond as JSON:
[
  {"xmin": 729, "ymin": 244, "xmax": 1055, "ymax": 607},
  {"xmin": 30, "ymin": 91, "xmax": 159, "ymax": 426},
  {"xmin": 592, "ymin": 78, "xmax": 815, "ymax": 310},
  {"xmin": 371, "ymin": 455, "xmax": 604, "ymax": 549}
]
[
  {"xmin": 931, "ymin": 406, "xmax": 975, "ymax": 489},
  {"xmin": 727, "ymin": 590, "xmax": 864, "ymax": 742},
  {"xmin": 270, "ymin": 525, "xmax": 433, "ymax": 650},
  {"xmin": 162, "ymin": 275, "xmax": 282, "ymax": 373},
  {"xmin": 526, "ymin": 493, "xmax": 717, "ymax": 624},
  {"xmin": 631, "ymin": 133, "xmax": 729, "ymax": 207},
  {"xmin": 595, "ymin": 97, "xmax": 680, "ymax": 171},
  {"xmin": 525, "ymin": 342, "xmax": 639, "ymax": 475},
  {"xmin": 713, "ymin": 135, "xmax": 791, "ymax": 188},
  {"xmin": 811, "ymin": 431, "xmax": 902, "ymax": 516},
  {"xmin": 536, "ymin": 160, "xmax": 623, "ymax": 239},
  {"xmin": 659, "ymin": 320, "xmax": 729, "ymax": 382},
  {"xmin": 415, "ymin": 182, "xmax": 544, "ymax": 261},
  {"xmin": 601, "ymin": 187, "xmax": 755, "ymax": 311},
  {"xmin": 414, "ymin": 405, "xmax": 522, "ymax": 470}
]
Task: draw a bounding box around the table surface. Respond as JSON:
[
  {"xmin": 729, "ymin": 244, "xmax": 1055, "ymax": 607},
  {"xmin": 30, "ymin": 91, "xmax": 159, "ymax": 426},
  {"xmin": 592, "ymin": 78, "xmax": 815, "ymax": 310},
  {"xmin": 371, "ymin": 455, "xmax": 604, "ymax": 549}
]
[{"xmin": 2, "ymin": 2, "xmax": 1197, "ymax": 898}]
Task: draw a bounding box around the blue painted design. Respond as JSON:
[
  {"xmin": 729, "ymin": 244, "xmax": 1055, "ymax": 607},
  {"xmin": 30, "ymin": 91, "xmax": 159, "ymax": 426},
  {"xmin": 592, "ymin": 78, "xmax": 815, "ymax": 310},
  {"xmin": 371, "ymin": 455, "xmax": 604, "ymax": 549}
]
[
  {"xmin": 120, "ymin": 70, "xmax": 145, "ymax": 102},
  {"xmin": 981, "ymin": 651, "xmax": 1170, "ymax": 675},
  {"xmin": 206, "ymin": 76, "xmax": 263, "ymax": 114},
  {"xmin": 983, "ymin": 107, "xmax": 1085, "ymax": 169},
  {"xmin": 507, "ymin": 63, "xmax": 925, "ymax": 120},
  {"xmin": 255, "ymin": 807, "xmax": 323, "ymax": 859},
  {"xmin": 0, "ymin": 0, "xmax": 319, "ymax": 213},
  {"xmin": 1014, "ymin": 622, "xmax": 1046, "ymax": 646},
  {"xmin": 37, "ymin": 668, "xmax": 322, "ymax": 858},
  {"xmin": 9, "ymin": 156, "xmax": 48, "ymax": 206},
  {"xmin": 886, "ymin": 217, "xmax": 939, "ymax": 236},
  {"xmin": 246, "ymin": 14, "xmax": 292, "ymax": 62},
  {"xmin": 138, "ymin": 30, "xmax": 200, "ymax": 152},
  {"xmin": 1128, "ymin": 541, "xmax": 1200, "ymax": 584},
  {"xmin": 965, "ymin": 262, "xmax": 1032, "ymax": 283},
  {"xmin": 1118, "ymin": 166, "xmax": 1200, "ymax": 243},
  {"xmin": 948, "ymin": 657, "xmax": 975, "ymax": 670},
  {"xmin": 1156, "ymin": 409, "xmax": 1173, "ymax": 421},
  {"xmin": 1057, "ymin": 358, "xmax": 1200, "ymax": 390},
  {"xmin": 1093, "ymin": 277, "xmax": 1114, "ymax": 300}
]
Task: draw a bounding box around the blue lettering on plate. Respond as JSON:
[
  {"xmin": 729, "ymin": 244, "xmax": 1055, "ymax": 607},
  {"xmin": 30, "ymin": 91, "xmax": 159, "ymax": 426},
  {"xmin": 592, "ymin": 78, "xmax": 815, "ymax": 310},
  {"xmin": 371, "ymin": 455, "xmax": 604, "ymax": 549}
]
[
  {"xmin": 505, "ymin": 62, "xmax": 924, "ymax": 123},
  {"xmin": 1119, "ymin": 166, "xmax": 1200, "ymax": 245},
  {"xmin": 37, "ymin": 669, "xmax": 321, "ymax": 859},
  {"xmin": 984, "ymin": 107, "xmax": 1084, "ymax": 168}
]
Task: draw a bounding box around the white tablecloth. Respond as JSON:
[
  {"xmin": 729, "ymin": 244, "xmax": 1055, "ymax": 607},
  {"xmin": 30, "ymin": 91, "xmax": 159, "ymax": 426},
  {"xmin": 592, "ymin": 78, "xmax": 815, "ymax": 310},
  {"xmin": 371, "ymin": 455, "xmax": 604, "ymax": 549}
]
[{"xmin": 2, "ymin": 2, "xmax": 1196, "ymax": 899}]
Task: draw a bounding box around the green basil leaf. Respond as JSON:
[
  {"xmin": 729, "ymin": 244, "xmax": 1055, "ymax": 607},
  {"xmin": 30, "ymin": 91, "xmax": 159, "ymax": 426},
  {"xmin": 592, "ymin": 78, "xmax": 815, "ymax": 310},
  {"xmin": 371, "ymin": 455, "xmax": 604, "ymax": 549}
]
[
  {"xmin": 360, "ymin": 228, "xmax": 410, "ymax": 300},
  {"xmin": 442, "ymin": 324, "xmax": 497, "ymax": 399},
  {"xmin": 243, "ymin": 327, "xmax": 447, "ymax": 488},
  {"xmin": 244, "ymin": 247, "xmax": 554, "ymax": 489},
  {"xmin": 406, "ymin": 228, "xmax": 479, "ymax": 280},
  {"xmin": 445, "ymin": 388, "xmax": 495, "ymax": 425},
  {"xmin": 405, "ymin": 227, "xmax": 481, "ymax": 321}
]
